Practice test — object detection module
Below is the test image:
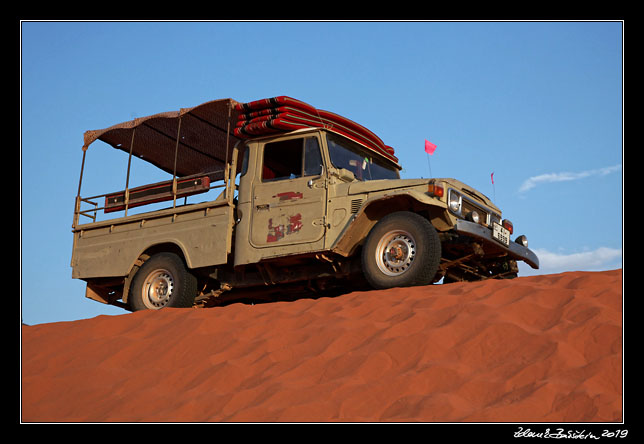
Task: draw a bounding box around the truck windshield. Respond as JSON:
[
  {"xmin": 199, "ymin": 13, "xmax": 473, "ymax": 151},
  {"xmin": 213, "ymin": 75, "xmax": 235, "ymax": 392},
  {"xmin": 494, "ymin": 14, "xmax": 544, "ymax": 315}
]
[{"xmin": 326, "ymin": 133, "xmax": 400, "ymax": 181}]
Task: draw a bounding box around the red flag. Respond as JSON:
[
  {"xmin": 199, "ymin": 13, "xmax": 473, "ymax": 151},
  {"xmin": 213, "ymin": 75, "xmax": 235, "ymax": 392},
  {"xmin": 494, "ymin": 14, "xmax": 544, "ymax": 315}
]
[
  {"xmin": 424, "ymin": 140, "xmax": 437, "ymax": 155},
  {"xmin": 491, "ymin": 172, "xmax": 494, "ymax": 184}
]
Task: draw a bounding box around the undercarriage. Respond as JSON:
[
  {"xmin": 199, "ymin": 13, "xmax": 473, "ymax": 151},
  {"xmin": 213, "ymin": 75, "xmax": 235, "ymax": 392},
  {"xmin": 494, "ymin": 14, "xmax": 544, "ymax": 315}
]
[{"xmin": 438, "ymin": 231, "xmax": 519, "ymax": 283}]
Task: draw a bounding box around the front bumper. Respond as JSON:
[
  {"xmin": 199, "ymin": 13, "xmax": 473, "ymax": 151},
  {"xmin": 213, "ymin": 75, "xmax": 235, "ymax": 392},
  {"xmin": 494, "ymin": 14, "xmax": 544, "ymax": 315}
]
[{"xmin": 453, "ymin": 219, "xmax": 540, "ymax": 269}]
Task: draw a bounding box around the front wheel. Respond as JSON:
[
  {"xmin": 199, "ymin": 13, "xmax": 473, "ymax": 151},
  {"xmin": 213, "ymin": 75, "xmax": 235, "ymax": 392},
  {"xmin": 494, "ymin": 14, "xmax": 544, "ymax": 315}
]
[
  {"xmin": 128, "ymin": 253, "xmax": 198, "ymax": 311},
  {"xmin": 361, "ymin": 212, "xmax": 441, "ymax": 289}
]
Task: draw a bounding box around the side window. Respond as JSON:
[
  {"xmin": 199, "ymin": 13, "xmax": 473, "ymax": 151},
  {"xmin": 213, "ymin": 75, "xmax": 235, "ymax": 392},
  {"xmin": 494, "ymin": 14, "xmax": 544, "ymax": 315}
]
[{"xmin": 262, "ymin": 136, "xmax": 322, "ymax": 181}]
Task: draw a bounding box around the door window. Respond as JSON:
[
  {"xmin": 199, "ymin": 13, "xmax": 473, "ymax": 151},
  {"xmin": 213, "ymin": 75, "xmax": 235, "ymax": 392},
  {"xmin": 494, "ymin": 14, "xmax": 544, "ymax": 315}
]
[{"xmin": 262, "ymin": 136, "xmax": 322, "ymax": 181}]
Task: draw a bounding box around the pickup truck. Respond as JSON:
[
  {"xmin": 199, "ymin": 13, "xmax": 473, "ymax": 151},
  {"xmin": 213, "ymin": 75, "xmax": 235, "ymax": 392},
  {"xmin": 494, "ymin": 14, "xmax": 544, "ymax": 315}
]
[{"xmin": 71, "ymin": 96, "xmax": 539, "ymax": 311}]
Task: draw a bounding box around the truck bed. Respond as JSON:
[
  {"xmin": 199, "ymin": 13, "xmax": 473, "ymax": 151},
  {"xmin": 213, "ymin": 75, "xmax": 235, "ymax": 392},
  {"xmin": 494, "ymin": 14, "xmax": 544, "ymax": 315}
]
[{"xmin": 71, "ymin": 198, "xmax": 233, "ymax": 280}]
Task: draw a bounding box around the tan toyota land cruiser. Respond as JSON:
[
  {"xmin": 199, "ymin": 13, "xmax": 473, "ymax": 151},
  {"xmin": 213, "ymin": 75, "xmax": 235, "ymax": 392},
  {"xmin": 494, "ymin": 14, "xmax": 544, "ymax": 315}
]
[{"xmin": 71, "ymin": 96, "xmax": 539, "ymax": 311}]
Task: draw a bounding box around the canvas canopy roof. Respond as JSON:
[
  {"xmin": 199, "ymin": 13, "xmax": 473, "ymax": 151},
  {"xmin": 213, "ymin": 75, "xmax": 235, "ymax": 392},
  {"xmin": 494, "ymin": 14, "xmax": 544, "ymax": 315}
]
[
  {"xmin": 82, "ymin": 98, "xmax": 242, "ymax": 181},
  {"xmin": 81, "ymin": 96, "xmax": 400, "ymax": 182}
]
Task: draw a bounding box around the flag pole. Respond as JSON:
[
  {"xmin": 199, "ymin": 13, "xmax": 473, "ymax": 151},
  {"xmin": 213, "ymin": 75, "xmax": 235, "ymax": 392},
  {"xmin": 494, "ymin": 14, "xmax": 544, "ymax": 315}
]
[{"xmin": 424, "ymin": 140, "xmax": 437, "ymax": 178}]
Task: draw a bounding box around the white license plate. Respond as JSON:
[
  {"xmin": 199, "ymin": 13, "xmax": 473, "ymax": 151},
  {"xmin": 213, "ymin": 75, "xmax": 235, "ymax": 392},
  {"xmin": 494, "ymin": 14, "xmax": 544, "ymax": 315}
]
[{"xmin": 492, "ymin": 222, "xmax": 510, "ymax": 246}]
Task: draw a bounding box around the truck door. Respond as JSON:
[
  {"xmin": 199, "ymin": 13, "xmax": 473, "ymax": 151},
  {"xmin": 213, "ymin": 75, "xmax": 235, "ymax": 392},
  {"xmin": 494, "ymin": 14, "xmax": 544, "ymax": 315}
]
[{"xmin": 250, "ymin": 134, "xmax": 327, "ymax": 249}]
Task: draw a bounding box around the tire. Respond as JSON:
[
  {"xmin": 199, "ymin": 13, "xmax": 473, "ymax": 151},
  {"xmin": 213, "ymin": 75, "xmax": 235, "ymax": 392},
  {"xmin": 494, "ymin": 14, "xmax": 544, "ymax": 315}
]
[
  {"xmin": 128, "ymin": 252, "xmax": 198, "ymax": 311},
  {"xmin": 361, "ymin": 211, "xmax": 441, "ymax": 289}
]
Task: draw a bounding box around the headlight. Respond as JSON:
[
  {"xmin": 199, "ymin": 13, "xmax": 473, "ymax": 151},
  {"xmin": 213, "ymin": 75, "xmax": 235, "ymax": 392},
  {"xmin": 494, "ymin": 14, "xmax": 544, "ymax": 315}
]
[
  {"xmin": 448, "ymin": 190, "xmax": 461, "ymax": 213},
  {"xmin": 515, "ymin": 235, "xmax": 528, "ymax": 247},
  {"xmin": 467, "ymin": 210, "xmax": 480, "ymax": 224}
]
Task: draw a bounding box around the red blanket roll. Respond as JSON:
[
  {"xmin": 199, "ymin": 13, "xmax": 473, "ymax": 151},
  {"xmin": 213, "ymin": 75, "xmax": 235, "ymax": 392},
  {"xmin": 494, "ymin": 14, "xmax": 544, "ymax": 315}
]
[{"xmin": 235, "ymin": 96, "xmax": 398, "ymax": 163}]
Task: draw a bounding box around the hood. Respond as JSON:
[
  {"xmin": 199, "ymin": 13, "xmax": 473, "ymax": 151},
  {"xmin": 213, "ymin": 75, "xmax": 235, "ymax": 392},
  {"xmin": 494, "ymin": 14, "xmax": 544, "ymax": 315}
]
[{"xmin": 348, "ymin": 177, "xmax": 500, "ymax": 214}]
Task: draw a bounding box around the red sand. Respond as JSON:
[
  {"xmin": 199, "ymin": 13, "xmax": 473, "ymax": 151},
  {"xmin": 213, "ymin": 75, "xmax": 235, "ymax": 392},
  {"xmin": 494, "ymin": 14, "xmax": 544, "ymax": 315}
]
[{"xmin": 21, "ymin": 269, "xmax": 623, "ymax": 423}]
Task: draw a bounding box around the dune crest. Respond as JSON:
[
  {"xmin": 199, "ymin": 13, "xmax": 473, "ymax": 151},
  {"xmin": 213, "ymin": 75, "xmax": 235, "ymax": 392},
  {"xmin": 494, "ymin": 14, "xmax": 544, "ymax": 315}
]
[{"xmin": 21, "ymin": 269, "xmax": 622, "ymax": 423}]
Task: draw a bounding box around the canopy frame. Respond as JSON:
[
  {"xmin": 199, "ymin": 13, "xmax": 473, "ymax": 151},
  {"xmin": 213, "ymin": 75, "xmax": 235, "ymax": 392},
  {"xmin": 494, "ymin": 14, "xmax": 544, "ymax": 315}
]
[{"xmin": 73, "ymin": 98, "xmax": 241, "ymax": 227}]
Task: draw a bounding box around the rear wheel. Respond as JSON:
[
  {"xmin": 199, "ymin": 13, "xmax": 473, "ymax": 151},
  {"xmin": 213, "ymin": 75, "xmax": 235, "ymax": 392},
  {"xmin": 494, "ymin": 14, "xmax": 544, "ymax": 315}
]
[
  {"xmin": 129, "ymin": 252, "xmax": 198, "ymax": 311},
  {"xmin": 361, "ymin": 212, "xmax": 441, "ymax": 289}
]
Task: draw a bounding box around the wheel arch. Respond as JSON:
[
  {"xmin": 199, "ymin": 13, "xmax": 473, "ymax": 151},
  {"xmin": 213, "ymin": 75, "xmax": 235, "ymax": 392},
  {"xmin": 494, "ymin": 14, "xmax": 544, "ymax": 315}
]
[{"xmin": 331, "ymin": 193, "xmax": 449, "ymax": 258}]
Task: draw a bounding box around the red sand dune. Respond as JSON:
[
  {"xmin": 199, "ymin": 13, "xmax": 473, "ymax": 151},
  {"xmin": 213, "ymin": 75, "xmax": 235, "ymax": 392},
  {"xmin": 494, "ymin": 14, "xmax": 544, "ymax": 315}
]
[{"xmin": 21, "ymin": 269, "xmax": 623, "ymax": 423}]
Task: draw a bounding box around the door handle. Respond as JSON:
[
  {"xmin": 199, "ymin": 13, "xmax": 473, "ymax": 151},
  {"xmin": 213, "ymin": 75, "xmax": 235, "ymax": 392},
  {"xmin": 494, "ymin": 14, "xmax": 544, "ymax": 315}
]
[{"xmin": 256, "ymin": 204, "xmax": 270, "ymax": 211}]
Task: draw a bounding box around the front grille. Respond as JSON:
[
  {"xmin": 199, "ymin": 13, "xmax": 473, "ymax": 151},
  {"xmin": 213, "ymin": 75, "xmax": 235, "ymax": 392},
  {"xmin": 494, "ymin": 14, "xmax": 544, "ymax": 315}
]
[
  {"xmin": 461, "ymin": 199, "xmax": 489, "ymax": 226},
  {"xmin": 448, "ymin": 187, "xmax": 501, "ymax": 228}
]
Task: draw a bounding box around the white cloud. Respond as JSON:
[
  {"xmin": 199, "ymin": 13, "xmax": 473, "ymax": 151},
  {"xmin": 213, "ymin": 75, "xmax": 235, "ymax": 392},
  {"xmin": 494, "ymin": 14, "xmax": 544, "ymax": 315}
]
[
  {"xmin": 518, "ymin": 164, "xmax": 622, "ymax": 193},
  {"xmin": 518, "ymin": 246, "xmax": 622, "ymax": 276}
]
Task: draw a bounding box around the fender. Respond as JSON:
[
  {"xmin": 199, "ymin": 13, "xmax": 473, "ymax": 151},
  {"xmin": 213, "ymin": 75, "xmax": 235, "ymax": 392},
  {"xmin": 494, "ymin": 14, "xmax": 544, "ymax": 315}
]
[{"xmin": 331, "ymin": 189, "xmax": 449, "ymax": 257}]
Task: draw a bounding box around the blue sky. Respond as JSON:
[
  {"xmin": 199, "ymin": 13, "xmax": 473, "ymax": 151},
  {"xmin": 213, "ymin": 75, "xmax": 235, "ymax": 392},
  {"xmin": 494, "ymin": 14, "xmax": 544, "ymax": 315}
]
[{"xmin": 20, "ymin": 21, "xmax": 623, "ymax": 325}]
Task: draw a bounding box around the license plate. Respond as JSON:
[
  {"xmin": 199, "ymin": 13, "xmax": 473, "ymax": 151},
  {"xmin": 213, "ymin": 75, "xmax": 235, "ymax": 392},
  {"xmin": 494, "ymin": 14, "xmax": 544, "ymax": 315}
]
[{"xmin": 492, "ymin": 222, "xmax": 510, "ymax": 246}]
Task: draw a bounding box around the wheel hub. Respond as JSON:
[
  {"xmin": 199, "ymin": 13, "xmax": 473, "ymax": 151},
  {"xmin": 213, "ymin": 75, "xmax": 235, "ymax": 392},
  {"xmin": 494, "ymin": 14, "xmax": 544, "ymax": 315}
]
[
  {"xmin": 142, "ymin": 269, "xmax": 174, "ymax": 309},
  {"xmin": 376, "ymin": 230, "xmax": 417, "ymax": 276},
  {"xmin": 389, "ymin": 245, "xmax": 405, "ymax": 260}
]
